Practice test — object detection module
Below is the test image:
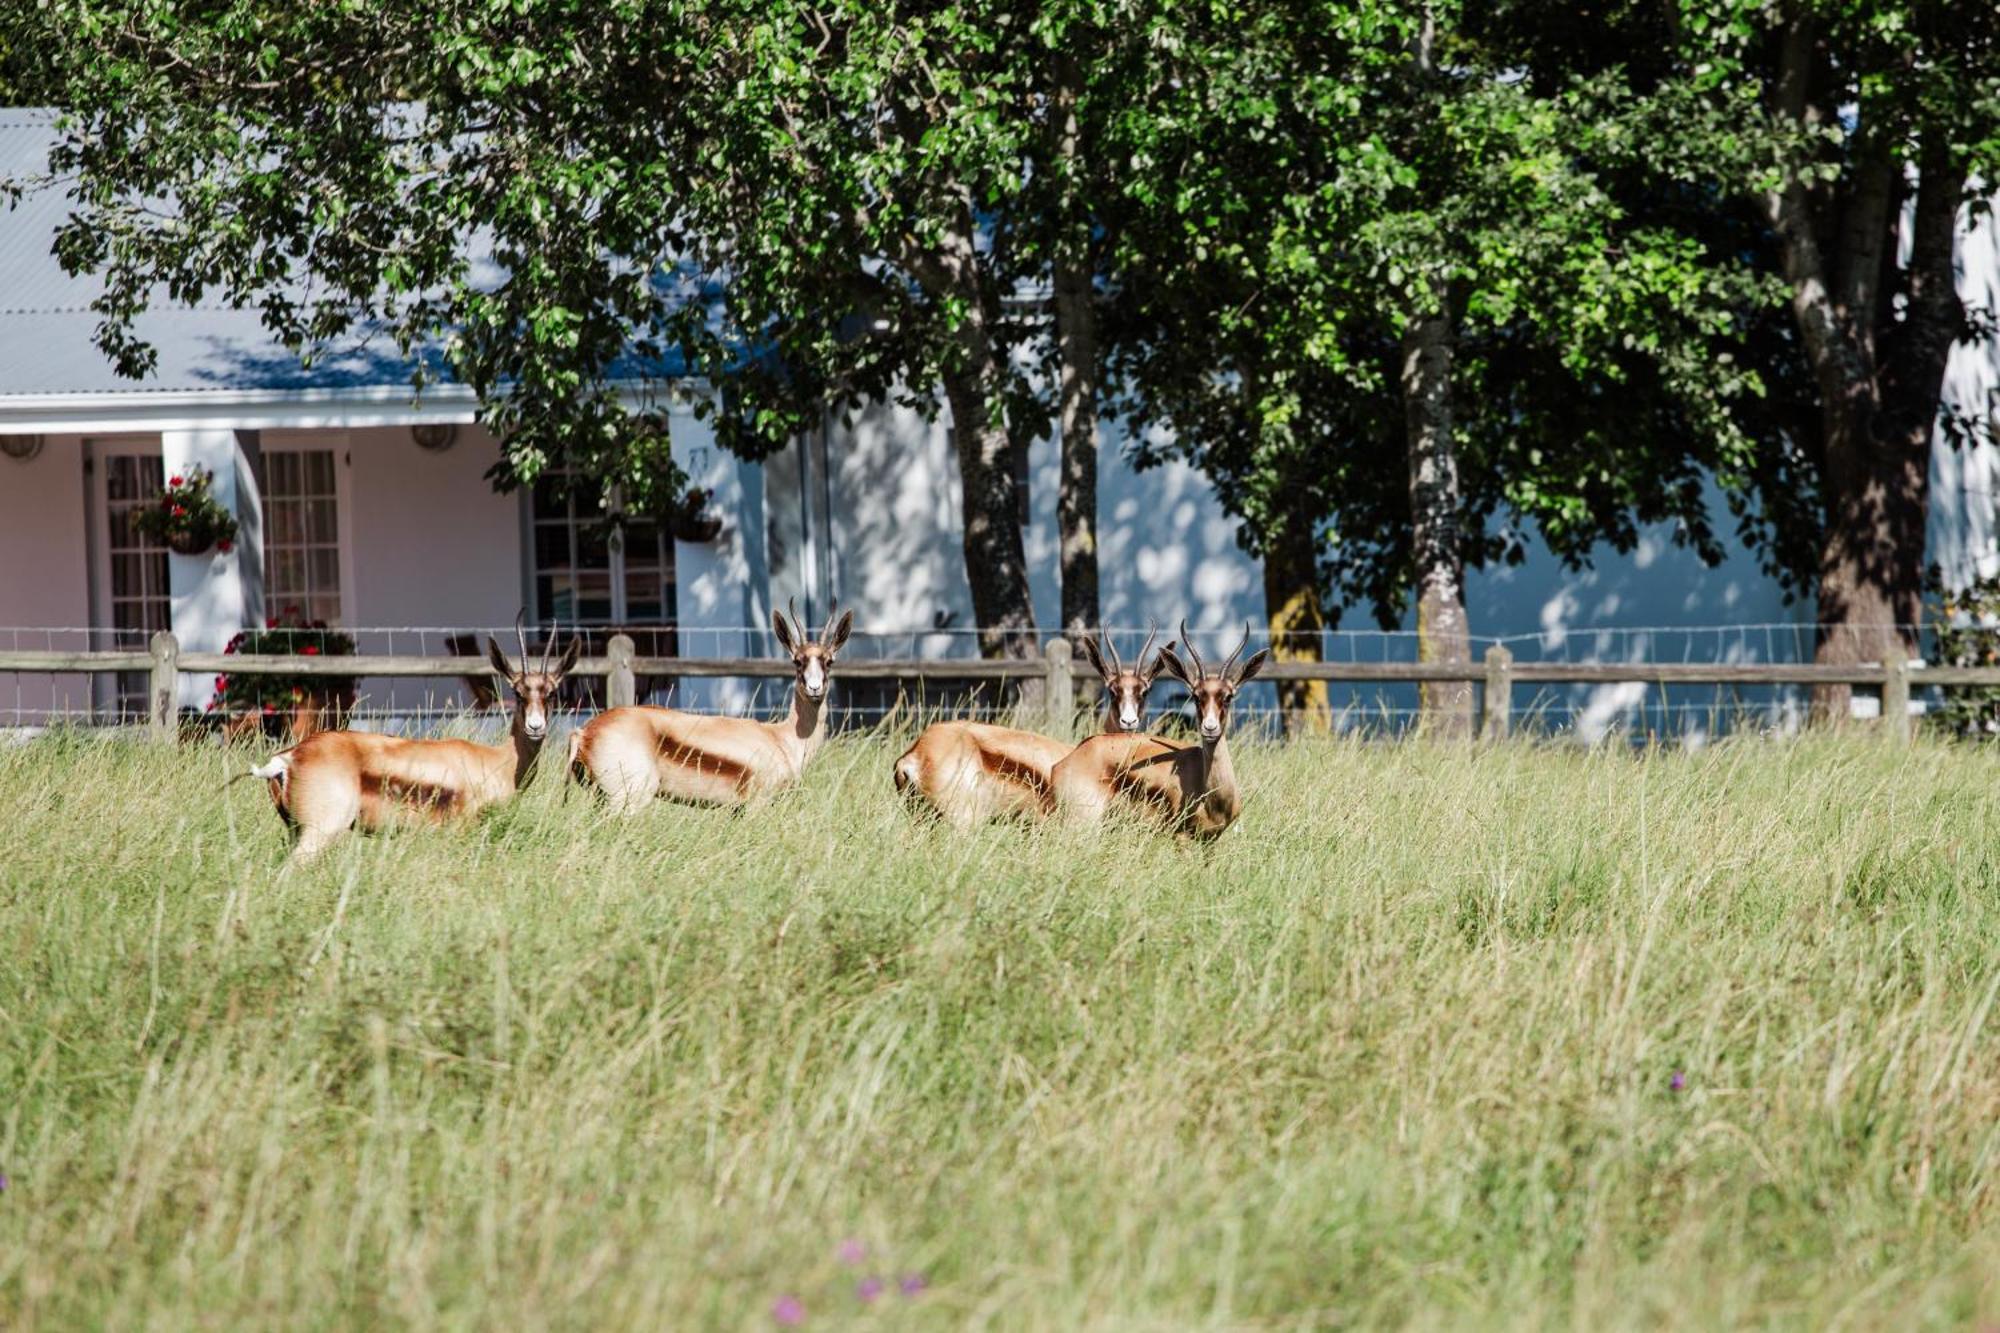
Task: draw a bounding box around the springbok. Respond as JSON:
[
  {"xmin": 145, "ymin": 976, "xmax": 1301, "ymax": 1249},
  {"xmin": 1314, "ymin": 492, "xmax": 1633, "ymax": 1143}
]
[
  {"xmin": 1050, "ymin": 621, "xmax": 1268, "ymax": 838},
  {"xmin": 892, "ymin": 628, "xmax": 1165, "ymax": 826},
  {"xmin": 571, "ymin": 602, "xmax": 853, "ymax": 810},
  {"xmin": 246, "ymin": 617, "xmax": 580, "ymax": 863}
]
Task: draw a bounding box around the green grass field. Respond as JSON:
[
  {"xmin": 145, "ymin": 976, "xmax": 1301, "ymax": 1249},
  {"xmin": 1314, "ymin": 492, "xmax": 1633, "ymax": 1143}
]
[{"xmin": 1, "ymin": 727, "xmax": 1996, "ymax": 1329}]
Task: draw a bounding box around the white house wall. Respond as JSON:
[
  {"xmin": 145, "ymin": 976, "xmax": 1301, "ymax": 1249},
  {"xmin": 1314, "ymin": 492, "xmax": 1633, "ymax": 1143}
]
[
  {"xmin": 0, "ymin": 433, "xmax": 92, "ymax": 721},
  {"xmin": 807, "ymin": 398, "xmax": 1268, "ymax": 652},
  {"xmin": 1929, "ymin": 200, "xmax": 2000, "ymax": 588},
  {"xmin": 340, "ymin": 424, "xmax": 523, "ymax": 714}
]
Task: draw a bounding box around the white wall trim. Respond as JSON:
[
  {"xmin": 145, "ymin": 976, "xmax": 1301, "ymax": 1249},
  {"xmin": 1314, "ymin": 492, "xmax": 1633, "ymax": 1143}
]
[{"xmin": 0, "ymin": 379, "xmax": 713, "ymax": 435}]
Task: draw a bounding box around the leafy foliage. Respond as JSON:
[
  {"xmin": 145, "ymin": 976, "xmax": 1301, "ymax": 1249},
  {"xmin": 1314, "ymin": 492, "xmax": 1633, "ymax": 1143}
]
[
  {"xmin": 132, "ymin": 466, "xmax": 239, "ymax": 554},
  {"xmin": 1924, "ymin": 565, "xmax": 2000, "ymax": 738},
  {"xmin": 1105, "ymin": 0, "xmax": 1787, "ymax": 627},
  {"xmin": 211, "ymin": 612, "xmax": 358, "ymax": 717}
]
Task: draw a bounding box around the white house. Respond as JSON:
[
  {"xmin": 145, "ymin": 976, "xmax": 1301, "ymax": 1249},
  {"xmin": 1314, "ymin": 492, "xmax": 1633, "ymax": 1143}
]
[{"xmin": 1, "ymin": 107, "xmax": 1996, "ymax": 737}]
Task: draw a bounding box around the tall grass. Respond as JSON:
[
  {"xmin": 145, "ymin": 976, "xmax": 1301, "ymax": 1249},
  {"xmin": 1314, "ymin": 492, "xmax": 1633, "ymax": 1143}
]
[{"xmin": 0, "ymin": 728, "xmax": 1996, "ymax": 1329}]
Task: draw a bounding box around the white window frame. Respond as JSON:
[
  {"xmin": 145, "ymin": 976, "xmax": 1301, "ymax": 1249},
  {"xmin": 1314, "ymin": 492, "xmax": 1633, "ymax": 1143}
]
[
  {"xmin": 258, "ymin": 430, "xmax": 356, "ymax": 626},
  {"xmin": 525, "ymin": 475, "xmax": 676, "ymax": 628},
  {"xmin": 85, "ymin": 434, "xmax": 169, "ymax": 713}
]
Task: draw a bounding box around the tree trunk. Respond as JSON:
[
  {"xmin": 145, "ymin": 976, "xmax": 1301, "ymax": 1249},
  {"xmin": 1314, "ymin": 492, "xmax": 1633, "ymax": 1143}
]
[
  {"xmin": 1052, "ymin": 52, "xmax": 1100, "ymax": 642},
  {"xmin": 1401, "ymin": 301, "xmax": 1473, "ymax": 739},
  {"xmin": 1761, "ymin": 20, "xmax": 1964, "ymax": 725},
  {"xmin": 1263, "ymin": 514, "xmax": 1330, "ymax": 735},
  {"xmin": 1811, "ymin": 405, "xmax": 1927, "ymax": 721},
  {"xmin": 942, "ymin": 365, "xmax": 1039, "ymax": 661},
  {"xmin": 919, "ymin": 209, "xmax": 1040, "ymax": 662},
  {"xmin": 1054, "ymin": 255, "xmax": 1099, "ymax": 642}
]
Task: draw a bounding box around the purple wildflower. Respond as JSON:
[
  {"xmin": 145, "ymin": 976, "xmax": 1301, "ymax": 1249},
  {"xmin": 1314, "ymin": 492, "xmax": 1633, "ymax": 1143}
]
[
  {"xmin": 857, "ymin": 1277, "xmax": 886, "ymax": 1304},
  {"xmin": 0, "ymin": 1171, "xmax": 8, "ymax": 1192},
  {"xmin": 1670, "ymin": 1070, "xmax": 1686, "ymax": 1093},
  {"xmin": 899, "ymin": 1274, "xmax": 928, "ymax": 1297},
  {"xmin": 836, "ymin": 1237, "xmax": 866, "ymax": 1266},
  {"xmin": 771, "ymin": 1294, "xmax": 805, "ymax": 1326}
]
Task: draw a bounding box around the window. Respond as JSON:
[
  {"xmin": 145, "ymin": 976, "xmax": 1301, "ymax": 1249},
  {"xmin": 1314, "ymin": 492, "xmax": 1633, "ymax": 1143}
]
[
  {"xmin": 101, "ymin": 452, "xmax": 170, "ymax": 714},
  {"xmin": 531, "ymin": 474, "xmax": 675, "ymax": 626},
  {"xmin": 262, "ymin": 450, "xmax": 343, "ymax": 623}
]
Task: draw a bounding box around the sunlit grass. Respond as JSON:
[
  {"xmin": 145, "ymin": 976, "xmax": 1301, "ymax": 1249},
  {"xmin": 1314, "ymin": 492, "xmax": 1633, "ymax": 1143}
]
[{"xmin": 0, "ymin": 726, "xmax": 1996, "ymax": 1328}]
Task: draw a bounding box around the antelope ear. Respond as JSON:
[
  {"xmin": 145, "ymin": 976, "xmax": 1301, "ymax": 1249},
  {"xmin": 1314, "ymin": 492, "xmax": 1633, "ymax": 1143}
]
[
  {"xmin": 485, "ymin": 638, "xmax": 516, "ymax": 682},
  {"xmin": 1140, "ymin": 642, "xmax": 1173, "ymax": 686},
  {"xmin": 1233, "ymin": 648, "xmax": 1270, "ymax": 685},
  {"xmin": 823, "ymin": 608, "xmax": 853, "ymax": 655},
  {"xmin": 1156, "ymin": 644, "xmax": 1194, "ymax": 688},
  {"xmin": 1078, "ymin": 634, "xmax": 1109, "ymax": 681},
  {"xmin": 554, "ymin": 634, "xmax": 584, "ymax": 679},
  {"xmin": 771, "ymin": 607, "xmax": 798, "ymax": 655}
]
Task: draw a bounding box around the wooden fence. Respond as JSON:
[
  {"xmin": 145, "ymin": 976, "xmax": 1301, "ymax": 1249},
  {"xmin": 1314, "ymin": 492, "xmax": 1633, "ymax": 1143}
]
[{"xmin": 3, "ymin": 632, "xmax": 1994, "ymax": 744}]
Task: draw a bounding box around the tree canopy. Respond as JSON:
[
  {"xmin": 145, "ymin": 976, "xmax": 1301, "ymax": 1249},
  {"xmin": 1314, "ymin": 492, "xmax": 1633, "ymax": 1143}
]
[{"xmin": 7, "ymin": 0, "xmax": 2000, "ymax": 698}]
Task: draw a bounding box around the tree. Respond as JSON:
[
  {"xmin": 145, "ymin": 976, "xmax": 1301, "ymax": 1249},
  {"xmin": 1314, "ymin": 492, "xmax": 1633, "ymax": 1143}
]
[
  {"xmin": 5, "ymin": 0, "xmax": 1104, "ymax": 659},
  {"xmin": 1491, "ymin": 0, "xmax": 2000, "ymax": 718},
  {"xmin": 1107, "ymin": 0, "xmax": 1775, "ymax": 734}
]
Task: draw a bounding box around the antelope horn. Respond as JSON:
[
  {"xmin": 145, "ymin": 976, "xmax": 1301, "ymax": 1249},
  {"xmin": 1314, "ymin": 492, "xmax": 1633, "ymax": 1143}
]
[
  {"xmin": 513, "ymin": 609, "xmax": 530, "ymax": 678},
  {"xmin": 787, "ymin": 595, "xmax": 801, "ymax": 644},
  {"xmin": 820, "ymin": 602, "xmax": 839, "ymax": 644},
  {"xmin": 1222, "ymin": 621, "xmax": 1251, "ymax": 681},
  {"xmin": 1178, "ymin": 618, "xmax": 1205, "ymax": 680},
  {"xmin": 1102, "ymin": 628, "xmax": 1122, "ymax": 677},
  {"xmin": 542, "ymin": 619, "xmax": 560, "ymax": 676},
  {"xmin": 1136, "ymin": 622, "xmax": 1159, "ymax": 675}
]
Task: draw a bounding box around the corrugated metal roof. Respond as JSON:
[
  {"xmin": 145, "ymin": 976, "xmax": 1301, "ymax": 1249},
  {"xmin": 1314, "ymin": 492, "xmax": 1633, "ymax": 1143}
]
[{"xmin": 0, "ymin": 111, "xmax": 692, "ymax": 399}]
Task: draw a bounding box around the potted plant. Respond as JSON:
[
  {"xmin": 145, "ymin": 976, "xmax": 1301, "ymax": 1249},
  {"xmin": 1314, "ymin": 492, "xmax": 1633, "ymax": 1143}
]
[
  {"xmin": 210, "ymin": 609, "xmax": 359, "ymax": 743},
  {"xmin": 135, "ymin": 466, "xmax": 239, "ymax": 556},
  {"xmin": 671, "ymin": 485, "xmax": 724, "ymax": 543}
]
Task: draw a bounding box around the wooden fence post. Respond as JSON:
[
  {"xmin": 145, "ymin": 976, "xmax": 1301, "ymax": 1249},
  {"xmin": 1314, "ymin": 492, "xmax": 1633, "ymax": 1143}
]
[
  {"xmin": 1481, "ymin": 644, "xmax": 1513, "ymax": 742},
  {"xmin": 606, "ymin": 633, "xmax": 637, "ymax": 709},
  {"xmin": 1045, "ymin": 637, "xmax": 1074, "ymax": 732},
  {"xmin": 149, "ymin": 630, "xmax": 179, "ymax": 742},
  {"xmin": 1882, "ymin": 657, "xmax": 1912, "ymax": 745}
]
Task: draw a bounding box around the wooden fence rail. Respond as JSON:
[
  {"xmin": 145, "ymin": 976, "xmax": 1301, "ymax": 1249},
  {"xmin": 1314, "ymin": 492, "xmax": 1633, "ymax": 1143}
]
[{"xmin": 0, "ymin": 634, "xmax": 1987, "ymax": 746}]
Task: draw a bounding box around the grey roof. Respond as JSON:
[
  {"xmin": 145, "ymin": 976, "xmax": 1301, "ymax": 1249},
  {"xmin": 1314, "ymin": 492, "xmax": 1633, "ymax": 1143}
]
[{"xmin": 0, "ymin": 111, "xmax": 694, "ymax": 399}]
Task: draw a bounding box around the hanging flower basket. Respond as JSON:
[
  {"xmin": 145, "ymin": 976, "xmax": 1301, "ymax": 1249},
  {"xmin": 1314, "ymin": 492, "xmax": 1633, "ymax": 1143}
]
[
  {"xmin": 135, "ymin": 467, "xmax": 238, "ymax": 557},
  {"xmin": 210, "ymin": 610, "xmax": 358, "ymax": 744},
  {"xmin": 672, "ymin": 485, "xmax": 724, "ymax": 543}
]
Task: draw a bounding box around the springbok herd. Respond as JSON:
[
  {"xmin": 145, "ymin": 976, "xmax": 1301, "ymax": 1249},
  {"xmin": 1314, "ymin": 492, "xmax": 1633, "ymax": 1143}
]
[{"xmin": 246, "ymin": 606, "xmax": 1269, "ymax": 863}]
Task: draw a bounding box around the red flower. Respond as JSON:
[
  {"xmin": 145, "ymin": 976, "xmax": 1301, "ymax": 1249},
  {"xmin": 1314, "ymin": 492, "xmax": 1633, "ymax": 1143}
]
[
  {"xmin": 217, "ymin": 538, "xmax": 233, "ymax": 554},
  {"xmin": 301, "ymin": 644, "xmax": 320, "ymax": 656},
  {"xmin": 170, "ymin": 505, "xmax": 186, "ymax": 517},
  {"xmin": 214, "ymin": 675, "xmax": 227, "ymax": 689},
  {"xmin": 169, "ymin": 475, "xmax": 183, "ymax": 486}
]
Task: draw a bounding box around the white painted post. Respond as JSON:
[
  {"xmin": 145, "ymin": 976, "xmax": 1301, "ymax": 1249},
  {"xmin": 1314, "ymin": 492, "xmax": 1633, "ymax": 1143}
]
[
  {"xmin": 160, "ymin": 428, "xmax": 249, "ymax": 711},
  {"xmin": 1481, "ymin": 644, "xmax": 1513, "ymax": 742},
  {"xmin": 1882, "ymin": 658, "xmax": 1912, "ymax": 745},
  {"xmin": 149, "ymin": 631, "xmax": 178, "ymax": 741},
  {"xmin": 1045, "ymin": 637, "xmax": 1074, "ymax": 732},
  {"xmin": 607, "ymin": 633, "xmax": 637, "ymax": 708}
]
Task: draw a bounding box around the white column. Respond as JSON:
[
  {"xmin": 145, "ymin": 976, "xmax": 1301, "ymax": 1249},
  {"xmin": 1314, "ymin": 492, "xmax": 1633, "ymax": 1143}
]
[{"xmin": 161, "ymin": 428, "xmax": 250, "ymax": 709}]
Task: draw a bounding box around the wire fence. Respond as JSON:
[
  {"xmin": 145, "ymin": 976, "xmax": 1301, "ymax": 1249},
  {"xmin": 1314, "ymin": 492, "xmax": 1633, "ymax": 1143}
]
[{"xmin": 0, "ymin": 619, "xmax": 1975, "ymax": 747}]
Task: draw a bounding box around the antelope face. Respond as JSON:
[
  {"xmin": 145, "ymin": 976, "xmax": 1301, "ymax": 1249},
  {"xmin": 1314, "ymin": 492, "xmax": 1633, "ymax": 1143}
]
[
  {"xmin": 1159, "ymin": 620, "xmax": 1270, "ymax": 744},
  {"xmin": 1080, "ymin": 628, "xmax": 1164, "ymax": 734},
  {"xmin": 488, "ymin": 623, "xmax": 582, "ymax": 741},
  {"xmin": 773, "ymin": 602, "xmax": 855, "ymax": 703}
]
